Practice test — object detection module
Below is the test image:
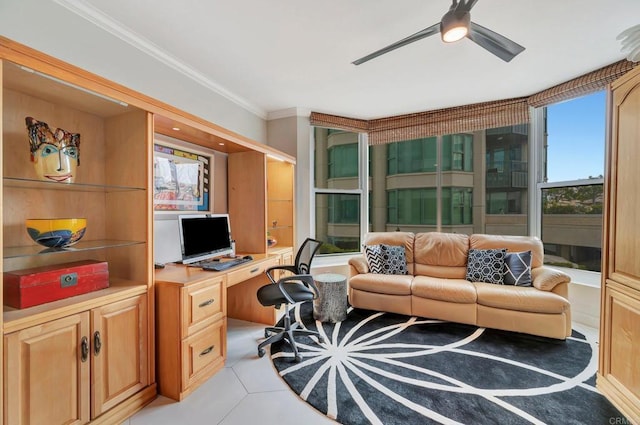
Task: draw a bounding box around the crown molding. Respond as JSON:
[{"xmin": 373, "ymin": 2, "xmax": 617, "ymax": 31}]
[
  {"xmin": 54, "ymin": 0, "xmax": 267, "ymax": 119},
  {"xmin": 267, "ymin": 107, "xmax": 311, "ymax": 120}
]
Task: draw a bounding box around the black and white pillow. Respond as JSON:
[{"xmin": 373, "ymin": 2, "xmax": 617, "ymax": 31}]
[
  {"xmin": 503, "ymin": 250, "xmax": 532, "ymax": 286},
  {"xmin": 364, "ymin": 244, "xmax": 385, "ymax": 273},
  {"xmin": 364, "ymin": 244, "xmax": 408, "ymax": 275},
  {"xmin": 466, "ymin": 248, "xmax": 507, "ymax": 284}
]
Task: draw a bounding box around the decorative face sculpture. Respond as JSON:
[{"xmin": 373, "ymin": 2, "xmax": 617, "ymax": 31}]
[{"xmin": 25, "ymin": 117, "xmax": 80, "ymax": 183}]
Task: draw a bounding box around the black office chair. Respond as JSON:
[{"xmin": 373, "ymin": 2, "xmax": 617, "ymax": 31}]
[{"xmin": 257, "ymin": 238, "xmax": 323, "ymax": 362}]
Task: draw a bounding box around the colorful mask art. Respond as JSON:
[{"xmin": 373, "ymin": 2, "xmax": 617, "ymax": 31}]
[{"xmin": 25, "ymin": 116, "xmax": 80, "ymax": 183}]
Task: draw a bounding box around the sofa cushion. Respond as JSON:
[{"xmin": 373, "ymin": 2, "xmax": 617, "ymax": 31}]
[
  {"xmin": 414, "ymin": 232, "xmax": 469, "ymax": 267},
  {"xmin": 470, "ymin": 234, "xmax": 544, "ymax": 268},
  {"xmin": 474, "ymin": 282, "xmax": 569, "ymax": 314},
  {"xmin": 503, "ymin": 251, "xmax": 532, "ymax": 286},
  {"xmin": 364, "ymin": 244, "xmax": 408, "ymax": 275},
  {"xmin": 349, "ymin": 273, "xmax": 413, "ymax": 296},
  {"xmin": 465, "ymin": 248, "xmax": 506, "ymax": 284},
  {"xmin": 412, "ymin": 276, "xmax": 477, "ymax": 303}
]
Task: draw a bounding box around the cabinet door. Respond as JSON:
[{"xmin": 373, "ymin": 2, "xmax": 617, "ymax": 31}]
[
  {"xmin": 91, "ymin": 295, "xmax": 148, "ymax": 418},
  {"xmin": 4, "ymin": 313, "xmax": 90, "ymax": 425}
]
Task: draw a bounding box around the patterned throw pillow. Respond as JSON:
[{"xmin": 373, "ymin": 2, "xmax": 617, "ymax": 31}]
[
  {"xmin": 364, "ymin": 244, "xmax": 408, "ymax": 275},
  {"xmin": 503, "ymin": 251, "xmax": 532, "ymax": 286},
  {"xmin": 466, "ymin": 248, "xmax": 507, "ymax": 284},
  {"xmin": 380, "ymin": 244, "xmax": 408, "ymax": 275},
  {"xmin": 364, "ymin": 244, "xmax": 385, "ymax": 274}
]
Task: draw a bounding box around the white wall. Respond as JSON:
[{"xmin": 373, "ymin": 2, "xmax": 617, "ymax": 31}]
[{"xmin": 0, "ymin": 0, "xmax": 267, "ymax": 144}]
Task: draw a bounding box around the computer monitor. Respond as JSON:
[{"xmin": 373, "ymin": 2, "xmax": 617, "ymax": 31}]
[{"xmin": 177, "ymin": 214, "xmax": 233, "ymax": 264}]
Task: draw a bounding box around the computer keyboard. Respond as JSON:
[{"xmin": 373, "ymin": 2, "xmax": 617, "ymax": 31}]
[{"xmin": 200, "ymin": 257, "xmax": 252, "ymax": 271}]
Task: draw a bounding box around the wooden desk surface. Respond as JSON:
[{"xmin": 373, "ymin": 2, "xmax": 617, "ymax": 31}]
[{"xmin": 154, "ymin": 253, "xmax": 274, "ymax": 286}]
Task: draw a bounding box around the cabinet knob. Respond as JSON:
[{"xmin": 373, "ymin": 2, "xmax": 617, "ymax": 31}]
[
  {"xmin": 81, "ymin": 336, "xmax": 89, "ymax": 362},
  {"xmin": 94, "ymin": 331, "xmax": 102, "ymax": 356}
]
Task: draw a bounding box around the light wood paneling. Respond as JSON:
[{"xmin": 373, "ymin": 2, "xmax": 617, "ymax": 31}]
[
  {"xmin": 599, "ymin": 64, "xmax": 640, "ymax": 423},
  {"xmin": 228, "ymin": 151, "xmax": 267, "ymax": 254},
  {"xmin": 91, "ymin": 295, "xmax": 148, "ymax": 417},
  {"xmin": 4, "ymin": 312, "xmax": 90, "ymax": 425}
]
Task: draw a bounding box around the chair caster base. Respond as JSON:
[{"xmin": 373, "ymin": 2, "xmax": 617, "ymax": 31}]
[
  {"xmin": 258, "ymin": 348, "xmax": 266, "ymax": 358},
  {"xmin": 295, "ymin": 354, "xmax": 303, "ymax": 362}
]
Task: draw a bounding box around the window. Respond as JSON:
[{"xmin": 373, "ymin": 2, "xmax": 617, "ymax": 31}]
[
  {"xmin": 328, "ymin": 144, "xmax": 358, "ymax": 178},
  {"xmin": 442, "ymin": 134, "xmax": 473, "ymax": 171},
  {"xmin": 313, "ymin": 127, "xmax": 365, "ymax": 254},
  {"xmin": 539, "ymin": 91, "xmax": 605, "ymax": 273},
  {"xmin": 387, "ymin": 137, "xmax": 437, "ymax": 175},
  {"xmin": 387, "ymin": 189, "xmax": 437, "ymax": 225},
  {"xmin": 442, "ymin": 187, "xmax": 473, "ymax": 225}
]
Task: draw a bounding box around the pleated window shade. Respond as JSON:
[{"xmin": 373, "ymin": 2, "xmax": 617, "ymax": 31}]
[{"xmin": 310, "ymin": 60, "xmax": 637, "ymax": 145}]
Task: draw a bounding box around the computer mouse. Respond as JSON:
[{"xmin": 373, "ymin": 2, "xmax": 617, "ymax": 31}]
[{"xmin": 243, "ymin": 255, "xmax": 253, "ymax": 260}]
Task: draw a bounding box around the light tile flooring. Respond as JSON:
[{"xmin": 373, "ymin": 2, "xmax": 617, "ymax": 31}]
[
  {"xmin": 126, "ymin": 319, "xmax": 599, "ymax": 425},
  {"xmin": 126, "ymin": 318, "xmax": 334, "ymax": 425}
]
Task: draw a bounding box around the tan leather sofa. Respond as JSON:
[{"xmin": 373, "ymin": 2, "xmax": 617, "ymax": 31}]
[{"xmin": 348, "ymin": 232, "xmax": 572, "ymax": 339}]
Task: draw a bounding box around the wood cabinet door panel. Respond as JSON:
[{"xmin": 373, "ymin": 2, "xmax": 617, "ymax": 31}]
[
  {"xmin": 91, "ymin": 295, "xmax": 148, "ymax": 418},
  {"xmin": 180, "ymin": 320, "xmax": 225, "ymax": 390},
  {"xmin": 4, "ymin": 313, "xmax": 90, "ymax": 425},
  {"xmin": 611, "ymin": 77, "xmax": 640, "ymax": 288},
  {"xmin": 181, "ymin": 277, "xmax": 225, "ymax": 336}
]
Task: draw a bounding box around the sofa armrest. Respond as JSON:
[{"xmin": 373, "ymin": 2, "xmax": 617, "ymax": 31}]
[
  {"xmin": 531, "ymin": 266, "xmax": 571, "ymax": 291},
  {"xmin": 348, "ymin": 256, "xmax": 369, "ymax": 276}
]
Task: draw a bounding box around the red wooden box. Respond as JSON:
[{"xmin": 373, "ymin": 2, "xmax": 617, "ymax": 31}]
[{"xmin": 3, "ymin": 260, "xmax": 109, "ymax": 309}]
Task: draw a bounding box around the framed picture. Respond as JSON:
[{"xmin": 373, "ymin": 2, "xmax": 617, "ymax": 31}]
[{"xmin": 153, "ymin": 142, "xmax": 211, "ymax": 212}]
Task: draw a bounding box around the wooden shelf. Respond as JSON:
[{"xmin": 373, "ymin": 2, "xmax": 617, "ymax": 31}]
[
  {"xmin": 4, "ymin": 239, "xmax": 145, "ymax": 259},
  {"xmin": 3, "ymin": 177, "xmax": 145, "ymax": 192}
]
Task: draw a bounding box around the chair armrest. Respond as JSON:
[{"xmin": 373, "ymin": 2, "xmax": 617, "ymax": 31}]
[
  {"xmin": 531, "ymin": 266, "xmax": 571, "ymax": 291},
  {"xmin": 277, "ymin": 274, "xmax": 318, "ymax": 303},
  {"xmin": 348, "ymin": 256, "xmax": 369, "ymax": 275},
  {"xmin": 265, "ymin": 264, "xmax": 299, "ymax": 283}
]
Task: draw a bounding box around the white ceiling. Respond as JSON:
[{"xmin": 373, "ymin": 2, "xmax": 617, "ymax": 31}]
[{"xmin": 60, "ymin": 0, "xmax": 640, "ymax": 120}]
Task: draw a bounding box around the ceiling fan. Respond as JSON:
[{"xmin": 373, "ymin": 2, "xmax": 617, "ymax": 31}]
[{"xmin": 352, "ymin": 0, "xmax": 525, "ymax": 65}]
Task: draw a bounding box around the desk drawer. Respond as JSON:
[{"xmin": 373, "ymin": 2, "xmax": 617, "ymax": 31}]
[
  {"xmin": 181, "ymin": 277, "xmax": 225, "ymax": 336},
  {"xmin": 181, "ymin": 319, "xmax": 225, "ymax": 391},
  {"xmin": 226, "ymin": 258, "xmax": 278, "ymax": 287}
]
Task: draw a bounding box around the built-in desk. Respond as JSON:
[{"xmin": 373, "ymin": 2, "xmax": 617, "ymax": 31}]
[{"xmin": 154, "ymin": 251, "xmax": 289, "ymax": 400}]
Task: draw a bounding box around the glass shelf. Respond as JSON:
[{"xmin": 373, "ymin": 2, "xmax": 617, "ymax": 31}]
[
  {"xmin": 269, "ymin": 225, "xmax": 293, "ymax": 230},
  {"xmin": 267, "ymin": 199, "xmax": 293, "ymax": 202},
  {"xmin": 3, "ymin": 177, "xmax": 145, "ymax": 192},
  {"xmin": 4, "ymin": 239, "xmax": 145, "ymax": 259}
]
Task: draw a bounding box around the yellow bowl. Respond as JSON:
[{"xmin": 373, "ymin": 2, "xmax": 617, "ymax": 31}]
[{"xmin": 26, "ymin": 218, "xmax": 87, "ymax": 248}]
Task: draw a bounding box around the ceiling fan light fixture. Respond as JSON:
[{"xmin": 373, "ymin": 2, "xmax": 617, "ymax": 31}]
[{"xmin": 440, "ymin": 9, "xmax": 470, "ymax": 43}]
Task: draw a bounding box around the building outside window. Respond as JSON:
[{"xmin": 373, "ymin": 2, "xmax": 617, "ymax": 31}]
[
  {"xmin": 312, "ymin": 92, "xmax": 604, "ymax": 280},
  {"xmin": 539, "ymin": 91, "xmax": 605, "ymax": 273}
]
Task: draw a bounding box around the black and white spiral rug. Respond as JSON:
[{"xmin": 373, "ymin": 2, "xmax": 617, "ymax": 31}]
[{"xmin": 269, "ymin": 303, "xmax": 626, "ymax": 425}]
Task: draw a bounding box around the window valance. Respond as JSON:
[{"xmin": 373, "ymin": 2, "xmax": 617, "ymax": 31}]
[
  {"xmin": 527, "ymin": 60, "xmax": 636, "ymax": 107},
  {"xmin": 310, "ymin": 60, "xmax": 637, "ymax": 145}
]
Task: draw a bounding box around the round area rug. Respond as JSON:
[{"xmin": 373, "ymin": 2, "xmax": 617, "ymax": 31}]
[{"xmin": 269, "ymin": 303, "xmax": 625, "ymax": 425}]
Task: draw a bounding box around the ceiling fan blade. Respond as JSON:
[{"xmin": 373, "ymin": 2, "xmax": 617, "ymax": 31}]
[
  {"xmin": 456, "ymin": 0, "xmax": 479, "ymax": 13},
  {"xmin": 352, "ymin": 23, "xmax": 440, "ymax": 65},
  {"xmin": 467, "ymin": 21, "xmax": 525, "ymax": 62}
]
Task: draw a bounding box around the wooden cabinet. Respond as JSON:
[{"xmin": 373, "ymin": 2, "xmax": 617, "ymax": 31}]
[
  {"xmin": 598, "ymin": 64, "xmax": 640, "ymax": 421},
  {"xmin": 228, "ymin": 152, "xmax": 295, "ymax": 255},
  {"xmin": 155, "ymin": 275, "xmax": 227, "ymax": 401},
  {"xmin": 4, "ymin": 313, "xmax": 90, "ymax": 425},
  {"xmin": 91, "ymin": 296, "xmax": 148, "ymax": 417},
  {"xmin": 1, "ymin": 38, "xmax": 155, "ymax": 424},
  {"xmin": 4, "ymin": 295, "xmax": 147, "ymax": 424}
]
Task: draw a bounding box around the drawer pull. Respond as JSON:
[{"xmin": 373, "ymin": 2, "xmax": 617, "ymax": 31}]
[
  {"xmin": 94, "ymin": 331, "xmax": 102, "ymax": 356},
  {"xmin": 80, "ymin": 336, "xmax": 89, "ymax": 363},
  {"xmin": 200, "ymin": 345, "xmax": 215, "ymax": 356},
  {"xmin": 198, "ymin": 298, "xmax": 215, "ymax": 308},
  {"xmin": 250, "ymin": 267, "xmax": 259, "ymax": 273}
]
